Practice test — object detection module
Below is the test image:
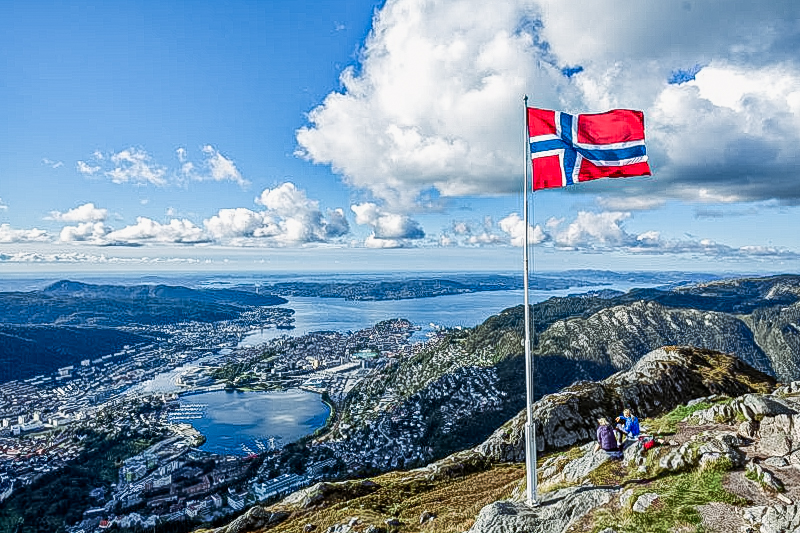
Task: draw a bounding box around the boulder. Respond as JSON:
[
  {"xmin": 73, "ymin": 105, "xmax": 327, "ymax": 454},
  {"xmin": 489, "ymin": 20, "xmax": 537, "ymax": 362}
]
[
  {"xmin": 282, "ymin": 480, "xmax": 380, "ymax": 509},
  {"xmin": 465, "ymin": 487, "xmax": 616, "ymax": 533},
  {"xmin": 560, "ymin": 445, "xmax": 611, "ymax": 483},
  {"xmin": 632, "ymin": 493, "xmax": 659, "ymax": 513},
  {"xmin": 652, "ymin": 432, "xmax": 744, "ymax": 476},
  {"xmin": 743, "ymin": 504, "xmax": 800, "ymax": 533},
  {"xmin": 739, "ymin": 419, "xmax": 759, "ymax": 439},
  {"xmin": 746, "ymin": 461, "xmax": 785, "ymax": 493},
  {"xmin": 209, "ymin": 506, "xmax": 289, "ymax": 533}
]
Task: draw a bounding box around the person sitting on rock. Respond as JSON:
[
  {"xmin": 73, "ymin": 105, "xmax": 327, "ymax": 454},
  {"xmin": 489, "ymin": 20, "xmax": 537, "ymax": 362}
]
[
  {"xmin": 595, "ymin": 417, "xmax": 622, "ymax": 458},
  {"xmin": 615, "ymin": 408, "xmax": 640, "ymax": 446}
]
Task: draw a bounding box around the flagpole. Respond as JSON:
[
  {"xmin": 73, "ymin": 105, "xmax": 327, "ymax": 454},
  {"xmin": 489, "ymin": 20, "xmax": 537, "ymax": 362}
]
[{"xmin": 522, "ymin": 95, "xmax": 538, "ymax": 506}]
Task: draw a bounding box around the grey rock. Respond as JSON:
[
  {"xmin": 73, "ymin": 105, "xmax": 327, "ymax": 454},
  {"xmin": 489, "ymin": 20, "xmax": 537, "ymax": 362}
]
[
  {"xmin": 739, "ymin": 419, "xmax": 759, "ymax": 439},
  {"xmin": 465, "ymin": 487, "xmax": 615, "ymax": 533},
  {"xmin": 419, "ymin": 511, "xmax": 436, "ymax": 524},
  {"xmin": 560, "ymin": 445, "xmax": 611, "ymax": 483},
  {"xmin": 764, "ymin": 456, "xmax": 789, "ymax": 468},
  {"xmin": 632, "ymin": 492, "xmax": 659, "ymax": 513},
  {"xmin": 736, "ymin": 394, "xmax": 796, "ymax": 422},
  {"xmin": 619, "ymin": 488, "xmax": 635, "ymax": 509},
  {"xmin": 365, "ymin": 526, "xmax": 386, "ymax": 533},
  {"xmin": 776, "ymin": 381, "xmax": 800, "ymax": 396},
  {"xmin": 787, "ymin": 449, "xmax": 800, "ymax": 466},
  {"xmin": 654, "ymin": 432, "xmax": 744, "ymax": 476},
  {"xmin": 211, "ymin": 507, "xmax": 289, "ymax": 533},
  {"xmin": 746, "ymin": 461, "xmax": 785, "ymax": 493},
  {"xmin": 758, "ymin": 414, "xmax": 800, "ymax": 457},
  {"xmin": 304, "ymin": 525, "xmax": 317, "ymax": 533},
  {"xmin": 384, "ymin": 518, "xmax": 402, "ymax": 527},
  {"xmin": 758, "ymin": 504, "xmax": 800, "ymax": 533}
]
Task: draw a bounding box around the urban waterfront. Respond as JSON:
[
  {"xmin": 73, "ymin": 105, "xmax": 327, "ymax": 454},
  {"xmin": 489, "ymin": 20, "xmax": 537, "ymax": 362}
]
[{"xmin": 171, "ymin": 389, "xmax": 330, "ymax": 456}]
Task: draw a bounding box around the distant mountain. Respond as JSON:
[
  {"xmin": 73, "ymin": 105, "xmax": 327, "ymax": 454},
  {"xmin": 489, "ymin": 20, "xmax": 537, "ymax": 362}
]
[
  {"xmin": 0, "ymin": 280, "xmax": 291, "ymax": 383},
  {"xmin": 0, "ymin": 280, "xmax": 288, "ymax": 326},
  {"xmin": 241, "ymin": 271, "xmax": 724, "ymax": 301}
]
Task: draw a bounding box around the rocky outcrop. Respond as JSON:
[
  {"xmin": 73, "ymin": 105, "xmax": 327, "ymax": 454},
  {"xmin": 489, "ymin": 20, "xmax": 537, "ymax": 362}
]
[
  {"xmin": 465, "ymin": 487, "xmax": 616, "ymax": 533},
  {"xmin": 477, "ymin": 346, "xmax": 775, "ymax": 461},
  {"xmin": 206, "ymin": 506, "xmax": 289, "ymax": 533},
  {"xmin": 281, "ymin": 480, "xmax": 381, "ymax": 509}
]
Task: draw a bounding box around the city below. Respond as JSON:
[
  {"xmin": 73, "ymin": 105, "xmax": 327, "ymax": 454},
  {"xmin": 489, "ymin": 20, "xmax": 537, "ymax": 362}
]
[{"xmin": 0, "ymin": 304, "xmax": 441, "ymax": 532}]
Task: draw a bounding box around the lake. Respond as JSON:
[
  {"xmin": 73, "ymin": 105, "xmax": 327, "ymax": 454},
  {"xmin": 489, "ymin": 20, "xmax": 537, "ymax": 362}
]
[{"xmin": 171, "ymin": 389, "xmax": 330, "ymax": 455}]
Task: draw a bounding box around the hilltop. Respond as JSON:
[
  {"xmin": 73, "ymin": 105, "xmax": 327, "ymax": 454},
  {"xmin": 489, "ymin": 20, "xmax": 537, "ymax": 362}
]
[{"xmin": 202, "ymin": 346, "xmax": 796, "ymax": 533}]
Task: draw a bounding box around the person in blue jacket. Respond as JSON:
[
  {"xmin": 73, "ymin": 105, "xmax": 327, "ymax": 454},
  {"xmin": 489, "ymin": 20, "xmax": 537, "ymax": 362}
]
[{"xmin": 615, "ymin": 408, "xmax": 640, "ymax": 445}]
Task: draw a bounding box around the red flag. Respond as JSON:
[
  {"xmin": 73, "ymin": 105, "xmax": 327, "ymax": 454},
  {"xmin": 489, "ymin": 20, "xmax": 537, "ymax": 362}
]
[{"xmin": 527, "ymin": 107, "xmax": 651, "ymax": 190}]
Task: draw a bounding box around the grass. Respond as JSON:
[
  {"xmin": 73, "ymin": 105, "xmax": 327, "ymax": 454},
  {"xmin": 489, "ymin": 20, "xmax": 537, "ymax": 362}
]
[
  {"xmin": 194, "ymin": 462, "xmax": 525, "ymax": 533},
  {"xmin": 645, "ymin": 402, "xmax": 713, "ymax": 435},
  {"xmin": 589, "ymin": 466, "xmax": 746, "ymax": 533},
  {"xmin": 232, "ymin": 463, "xmax": 526, "ymax": 533}
]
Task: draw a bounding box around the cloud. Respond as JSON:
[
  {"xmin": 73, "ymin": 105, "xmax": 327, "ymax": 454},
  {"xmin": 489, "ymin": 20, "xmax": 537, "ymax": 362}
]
[
  {"xmin": 175, "ymin": 145, "xmax": 249, "ymax": 187},
  {"xmin": 548, "ymin": 211, "xmax": 633, "ymax": 248},
  {"xmin": 495, "ymin": 209, "xmax": 800, "ymax": 261},
  {"xmin": 42, "ymin": 158, "xmax": 63, "ymax": 169},
  {"xmin": 78, "ymin": 146, "xmax": 249, "ymax": 188},
  {"xmin": 0, "ymin": 198, "xmax": 7, "ymax": 211},
  {"xmin": 296, "ymin": 0, "xmax": 800, "ymax": 210},
  {"xmin": 0, "ymin": 251, "xmax": 202, "ymax": 264},
  {"xmin": 204, "ymin": 208, "xmax": 275, "ymax": 242},
  {"xmin": 597, "ymin": 196, "xmax": 666, "ymax": 211},
  {"xmin": 105, "ymin": 149, "xmax": 168, "ymax": 186},
  {"xmin": 77, "ymin": 160, "xmax": 101, "ymax": 175},
  {"xmin": 104, "ymin": 217, "xmax": 208, "ymax": 245},
  {"xmin": 498, "ymin": 213, "xmax": 546, "ymax": 247},
  {"xmin": 297, "ymin": 0, "xmax": 576, "ymax": 208},
  {"xmin": 59, "ymin": 222, "xmax": 109, "ymax": 243},
  {"xmin": 351, "ymin": 202, "xmax": 424, "ymax": 247},
  {"xmin": 49, "ymin": 203, "xmax": 108, "ymax": 223},
  {"xmin": 0, "ymin": 224, "xmax": 49, "ymax": 243},
  {"xmin": 199, "ymin": 145, "xmax": 249, "ymax": 187},
  {"xmin": 204, "ymin": 182, "xmax": 350, "ymax": 246}
]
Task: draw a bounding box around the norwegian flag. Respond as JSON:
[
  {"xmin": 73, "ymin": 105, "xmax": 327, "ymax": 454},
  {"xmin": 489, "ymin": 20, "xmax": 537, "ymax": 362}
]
[{"xmin": 527, "ymin": 107, "xmax": 651, "ymax": 191}]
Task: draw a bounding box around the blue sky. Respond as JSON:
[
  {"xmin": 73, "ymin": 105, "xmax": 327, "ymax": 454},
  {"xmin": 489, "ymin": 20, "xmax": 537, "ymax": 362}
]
[{"xmin": 1, "ymin": 0, "xmax": 799, "ymax": 273}]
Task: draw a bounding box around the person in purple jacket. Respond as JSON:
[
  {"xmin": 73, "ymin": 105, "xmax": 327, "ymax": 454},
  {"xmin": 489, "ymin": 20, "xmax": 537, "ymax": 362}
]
[{"xmin": 595, "ymin": 417, "xmax": 622, "ymax": 458}]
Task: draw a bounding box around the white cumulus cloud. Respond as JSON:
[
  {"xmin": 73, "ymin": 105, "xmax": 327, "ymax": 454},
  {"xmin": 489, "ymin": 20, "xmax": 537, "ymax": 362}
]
[
  {"xmin": 351, "ymin": 202, "xmax": 425, "ymax": 247},
  {"xmin": 105, "ymin": 217, "xmax": 208, "ymax": 245},
  {"xmin": 499, "ymin": 213, "xmax": 546, "ymax": 247},
  {"xmin": 49, "ymin": 202, "xmax": 108, "ymax": 223},
  {"xmin": 296, "ymin": 0, "xmax": 800, "ymax": 211},
  {"xmin": 199, "ymin": 145, "xmax": 249, "ymax": 187},
  {"xmin": 60, "ymin": 222, "xmax": 109, "ymax": 243},
  {"xmin": 204, "ymin": 182, "xmax": 349, "ymax": 246},
  {"xmin": 77, "ymin": 160, "xmax": 101, "ymax": 175},
  {"xmin": 106, "ymin": 149, "xmax": 168, "ymax": 186},
  {"xmin": 297, "ymin": 0, "xmax": 575, "ymax": 209},
  {"xmin": 0, "ymin": 224, "xmax": 49, "ymax": 243}
]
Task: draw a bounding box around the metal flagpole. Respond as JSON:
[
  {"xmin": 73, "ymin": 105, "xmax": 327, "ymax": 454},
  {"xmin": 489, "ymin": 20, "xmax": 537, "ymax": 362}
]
[{"xmin": 522, "ymin": 95, "xmax": 538, "ymax": 506}]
